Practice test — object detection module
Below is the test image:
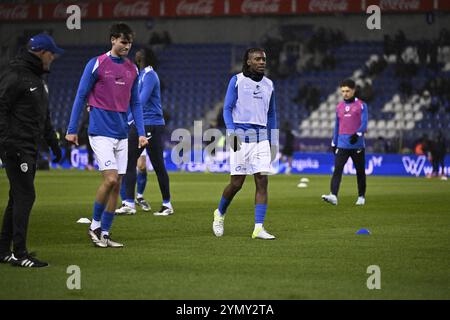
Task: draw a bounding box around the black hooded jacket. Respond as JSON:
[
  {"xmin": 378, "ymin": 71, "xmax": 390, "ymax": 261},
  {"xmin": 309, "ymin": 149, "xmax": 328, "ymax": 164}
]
[{"xmin": 0, "ymin": 49, "xmax": 58, "ymax": 157}]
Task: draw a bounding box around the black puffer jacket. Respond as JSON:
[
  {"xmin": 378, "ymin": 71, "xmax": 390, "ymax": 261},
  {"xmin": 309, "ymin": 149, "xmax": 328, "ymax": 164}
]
[{"xmin": 0, "ymin": 49, "xmax": 58, "ymax": 157}]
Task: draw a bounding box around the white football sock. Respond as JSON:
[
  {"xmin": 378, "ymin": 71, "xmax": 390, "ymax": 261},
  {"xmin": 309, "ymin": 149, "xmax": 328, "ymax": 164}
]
[
  {"xmin": 254, "ymin": 223, "xmax": 263, "ymax": 230},
  {"xmin": 124, "ymin": 201, "xmax": 135, "ymax": 208}
]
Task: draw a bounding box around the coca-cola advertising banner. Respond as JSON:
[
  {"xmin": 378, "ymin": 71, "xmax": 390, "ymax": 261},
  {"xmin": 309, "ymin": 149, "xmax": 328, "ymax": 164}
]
[
  {"xmin": 299, "ymin": 0, "xmax": 361, "ymax": 13},
  {"xmin": 1, "ymin": 0, "xmax": 449, "ymax": 21},
  {"xmin": 0, "ymin": 3, "xmax": 38, "ymax": 21},
  {"xmin": 103, "ymin": 1, "xmax": 158, "ymax": 19},
  {"xmin": 42, "ymin": 2, "xmax": 94, "ymax": 20},
  {"xmin": 229, "ymin": 0, "xmax": 295, "ymax": 16},
  {"xmin": 365, "ymin": 0, "xmax": 434, "ymax": 12},
  {"xmin": 163, "ymin": 0, "xmax": 224, "ymax": 17}
]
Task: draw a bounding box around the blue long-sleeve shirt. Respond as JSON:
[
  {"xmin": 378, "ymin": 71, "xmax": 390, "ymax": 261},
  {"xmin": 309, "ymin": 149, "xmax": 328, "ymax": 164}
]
[
  {"xmin": 139, "ymin": 66, "xmax": 165, "ymax": 126},
  {"xmin": 127, "ymin": 66, "xmax": 165, "ymax": 126},
  {"xmin": 67, "ymin": 54, "xmax": 145, "ymax": 139}
]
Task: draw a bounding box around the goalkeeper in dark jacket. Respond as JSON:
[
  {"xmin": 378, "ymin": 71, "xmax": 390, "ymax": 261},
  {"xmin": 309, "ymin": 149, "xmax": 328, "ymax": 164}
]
[
  {"xmin": 322, "ymin": 79, "xmax": 368, "ymax": 206},
  {"xmin": 0, "ymin": 34, "xmax": 63, "ymax": 268}
]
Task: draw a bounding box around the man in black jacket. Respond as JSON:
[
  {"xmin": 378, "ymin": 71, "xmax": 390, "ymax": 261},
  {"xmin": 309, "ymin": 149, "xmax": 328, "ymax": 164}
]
[{"xmin": 0, "ymin": 33, "xmax": 63, "ymax": 268}]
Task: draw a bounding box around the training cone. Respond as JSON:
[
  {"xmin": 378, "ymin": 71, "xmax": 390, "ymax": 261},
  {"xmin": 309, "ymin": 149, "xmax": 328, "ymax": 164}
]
[
  {"xmin": 77, "ymin": 218, "xmax": 91, "ymax": 224},
  {"xmin": 300, "ymin": 177, "xmax": 310, "ymax": 183},
  {"xmin": 297, "ymin": 182, "xmax": 308, "ymax": 188},
  {"xmin": 356, "ymin": 228, "xmax": 371, "ymax": 235}
]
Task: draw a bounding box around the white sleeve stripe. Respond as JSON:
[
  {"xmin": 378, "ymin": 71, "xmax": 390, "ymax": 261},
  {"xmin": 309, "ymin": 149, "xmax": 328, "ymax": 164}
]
[{"xmin": 92, "ymin": 59, "xmax": 99, "ymax": 73}]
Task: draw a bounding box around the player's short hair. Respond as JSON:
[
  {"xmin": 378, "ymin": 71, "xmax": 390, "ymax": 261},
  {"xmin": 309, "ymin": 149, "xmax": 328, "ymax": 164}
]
[
  {"xmin": 340, "ymin": 78, "xmax": 356, "ymax": 89},
  {"xmin": 242, "ymin": 47, "xmax": 265, "ymax": 74},
  {"xmin": 110, "ymin": 23, "xmax": 134, "ymax": 41}
]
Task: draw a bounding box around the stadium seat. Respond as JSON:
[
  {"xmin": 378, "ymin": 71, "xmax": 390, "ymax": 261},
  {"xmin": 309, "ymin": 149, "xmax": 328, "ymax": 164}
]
[
  {"xmin": 394, "ymin": 112, "xmax": 404, "ymax": 121},
  {"xmin": 394, "ymin": 103, "xmax": 404, "ymax": 112},
  {"xmin": 414, "ymin": 112, "xmax": 423, "ymax": 121},
  {"xmin": 310, "ymin": 111, "xmax": 320, "ymax": 120},
  {"xmin": 386, "ymin": 121, "xmax": 395, "ymax": 130},
  {"xmin": 403, "ymin": 103, "xmax": 413, "ymax": 112},
  {"xmin": 386, "ymin": 130, "xmax": 396, "ymax": 139},
  {"xmin": 404, "ymin": 112, "xmax": 414, "ymax": 121},
  {"xmin": 412, "ymin": 103, "xmax": 422, "ymax": 112},
  {"xmin": 395, "ymin": 121, "xmax": 405, "ymax": 130},
  {"xmin": 319, "ymin": 112, "xmax": 328, "ymax": 120},
  {"xmin": 383, "ymin": 102, "xmax": 394, "ymax": 112},
  {"xmin": 301, "ymin": 129, "xmax": 311, "ymax": 137},
  {"xmin": 405, "ymin": 121, "xmax": 415, "ymax": 130},
  {"xmin": 377, "ymin": 120, "xmax": 386, "ymax": 129}
]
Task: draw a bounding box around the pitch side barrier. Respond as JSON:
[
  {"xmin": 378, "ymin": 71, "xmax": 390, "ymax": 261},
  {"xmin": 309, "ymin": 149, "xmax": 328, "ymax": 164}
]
[{"xmin": 43, "ymin": 147, "xmax": 450, "ymax": 178}]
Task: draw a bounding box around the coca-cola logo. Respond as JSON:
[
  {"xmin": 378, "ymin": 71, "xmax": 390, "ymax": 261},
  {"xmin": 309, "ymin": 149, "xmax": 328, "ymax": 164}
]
[
  {"xmin": 54, "ymin": 3, "xmax": 89, "ymax": 18},
  {"xmin": 0, "ymin": 5, "xmax": 29, "ymax": 20},
  {"xmin": 176, "ymin": 0, "xmax": 214, "ymax": 15},
  {"xmin": 379, "ymin": 0, "xmax": 421, "ymax": 11},
  {"xmin": 114, "ymin": 1, "xmax": 149, "ymax": 17},
  {"xmin": 308, "ymin": 0, "xmax": 348, "ymax": 12},
  {"xmin": 241, "ymin": 0, "xmax": 281, "ymax": 14}
]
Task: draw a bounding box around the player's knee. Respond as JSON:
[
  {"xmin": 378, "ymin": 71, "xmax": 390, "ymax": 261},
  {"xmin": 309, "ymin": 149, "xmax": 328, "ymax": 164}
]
[
  {"xmin": 230, "ymin": 181, "xmax": 243, "ymax": 192},
  {"xmin": 104, "ymin": 175, "xmax": 119, "ymax": 188}
]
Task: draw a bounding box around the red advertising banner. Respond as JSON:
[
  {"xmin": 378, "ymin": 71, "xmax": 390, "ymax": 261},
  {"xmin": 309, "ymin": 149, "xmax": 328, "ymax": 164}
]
[
  {"xmin": 162, "ymin": 0, "xmax": 225, "ymax": 17},
  {"xmin": 229, "ymin": 0, "xmax": 295, "ymax": 16},
  {"xmin": 102, "ymin": 0, "xmax": 159, "ymax": 19},
  {"xmin": 364, "ymin": 0, "xmax": 433, "ymax": 12},
  {"xmin": 41, "ymin": 2, "xmax": 95, "ymax": 20},
  {"xmin": 1, "ymin": 0, "xmax": 448, "ymax": 21},
  {"xmin": 298, "ymin": 0, "xmax": 362, "ymax": 14},
  {"xmin": 0, "ymin": 3, "xmax": 39, "ymax": 21},
  {"xmin": 437, "ymin": 0, "xmax": 450, "ymax": 11}
]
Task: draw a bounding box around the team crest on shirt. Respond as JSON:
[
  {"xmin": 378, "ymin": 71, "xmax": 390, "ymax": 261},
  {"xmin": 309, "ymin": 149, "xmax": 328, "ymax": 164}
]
[
  {"xmin": 20, "ymin": 163, "xmax": 28, "ymax": 173},
  {"xmin": 345, "ymin": 105, "xmax": 350, "ymax": 112}
]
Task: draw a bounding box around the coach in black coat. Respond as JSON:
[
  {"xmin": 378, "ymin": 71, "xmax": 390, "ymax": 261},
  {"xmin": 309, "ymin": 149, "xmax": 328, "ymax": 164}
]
[{"xmin": 0, "ymin": 34, "xmax": 63, "ymax": 268}]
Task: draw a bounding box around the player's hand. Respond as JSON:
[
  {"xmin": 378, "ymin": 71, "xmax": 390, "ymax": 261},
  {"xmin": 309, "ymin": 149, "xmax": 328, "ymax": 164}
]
[
  {"xmin": 65, "ymin": 134, "xmax": 79, "ymax": 146},
  {"xmin": 227, "ymin": 133, "xmax": 241, "ymax": 152},
  {"xmin": 349, "ymin": 133, "xmax": 359, "ymax": 145},
  {"xmin": 49, "ymin": 142, "xmax": 62, "ymax": 163},
  {"xmin": 138, "ymin": 136, "xmax": 148, "ymax": 148}
]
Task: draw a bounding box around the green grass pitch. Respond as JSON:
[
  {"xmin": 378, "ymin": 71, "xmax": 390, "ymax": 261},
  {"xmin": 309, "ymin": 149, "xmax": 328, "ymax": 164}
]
[{"xmin": 0, "ymin": 170, "xmax": 449, "ymax": 299}]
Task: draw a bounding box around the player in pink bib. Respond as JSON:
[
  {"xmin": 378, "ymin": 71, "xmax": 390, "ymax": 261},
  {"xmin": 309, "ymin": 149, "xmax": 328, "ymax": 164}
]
[{"xmin": 322, "ymin": 79, "xmax": 368, "ymax": 206}]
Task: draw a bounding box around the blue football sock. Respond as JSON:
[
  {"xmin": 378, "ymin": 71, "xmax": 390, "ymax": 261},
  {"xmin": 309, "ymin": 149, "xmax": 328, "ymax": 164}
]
[
  {"xmin": 218, "ymin": 196, "xmax": 231, "ymax": 215},
  {"xmin": 101, "ymin": 211, "xmax": 115, "ymax": 233},
  {"xmin": 92, "ymin": 202, "xmax": 105, "ymax": 222},
  {"xmin": 136, "ymin": 171, "xmax": 147, "ymax": 196},
  {"xmin": 255, "ymin": 204, "xmax": 267, "ymax": 224}
]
